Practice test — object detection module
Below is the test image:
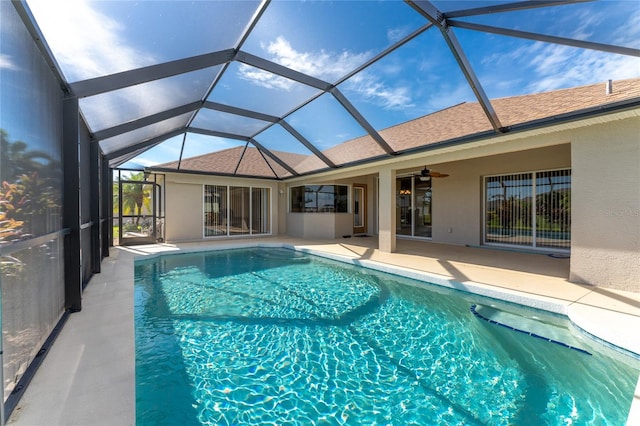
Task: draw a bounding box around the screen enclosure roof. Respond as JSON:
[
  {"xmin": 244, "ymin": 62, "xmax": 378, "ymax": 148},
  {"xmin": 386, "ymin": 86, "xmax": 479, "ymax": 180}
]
[{"xmin": 19, "ymin": 0, "xmax": 640, "ymax": 179}]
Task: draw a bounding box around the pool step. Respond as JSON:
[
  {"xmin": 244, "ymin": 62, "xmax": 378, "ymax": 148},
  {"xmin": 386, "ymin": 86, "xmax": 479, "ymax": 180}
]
[{"xmin": 470, "ymin": 304, "xmax": 592, "ymax": 356}]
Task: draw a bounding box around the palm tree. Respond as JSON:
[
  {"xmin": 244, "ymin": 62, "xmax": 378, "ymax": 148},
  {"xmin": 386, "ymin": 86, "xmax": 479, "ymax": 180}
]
[
  {"xmin": 120, "ymin": 172, "xmax": 151, "ymax": 226},
  {"xmin": 1, "ymin": 129, "xmax": 59, "ymax": 182}
]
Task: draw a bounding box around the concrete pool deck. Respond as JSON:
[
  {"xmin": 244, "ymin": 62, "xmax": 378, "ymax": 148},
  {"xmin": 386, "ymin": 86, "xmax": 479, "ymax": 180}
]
[{"xmin": 7, "ymin": 237, "xmax": 640, "ymax": 425}]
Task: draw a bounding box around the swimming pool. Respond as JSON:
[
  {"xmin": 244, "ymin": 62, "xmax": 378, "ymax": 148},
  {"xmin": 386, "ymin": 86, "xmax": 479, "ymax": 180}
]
[{"xmin": 135, "ymin": 247, "xmax": 639, "ymax": 425}]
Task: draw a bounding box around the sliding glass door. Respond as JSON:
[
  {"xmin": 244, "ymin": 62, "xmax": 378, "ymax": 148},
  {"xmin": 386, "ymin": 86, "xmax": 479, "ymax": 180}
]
[
  {"xmin": 396, "ymin": 176, "xmax": 432, "ymax": 238},
  {"xmin": 484, "ymin": 169, "xmax": 570, "ymax": 249},
  {"xmin": 414, "ymin": 178, "xmax": 432, "ymax": 238},
  {"xmin": 204, "ymin": 185, "xmax": 270, "ymax": 237},
  {"xmin": 251, "ymin": 188, "xmax": 270, "ymax": 235}
]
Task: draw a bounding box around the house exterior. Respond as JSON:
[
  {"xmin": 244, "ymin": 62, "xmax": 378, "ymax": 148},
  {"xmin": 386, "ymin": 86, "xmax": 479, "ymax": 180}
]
[{"xmin": 149, "ymin": 78, "xmax": 640, "ymax": 293}]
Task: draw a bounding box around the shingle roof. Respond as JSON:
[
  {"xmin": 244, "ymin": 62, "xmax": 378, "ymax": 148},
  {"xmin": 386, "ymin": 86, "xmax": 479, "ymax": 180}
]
[
  {"xmin": 323, "ymin": 77, "xmax": 640, "ymax": 159},
  {"xmin": 159, "ymin": 145, "xmax": 311, "ymax": 178},
  {"xmin": 152, "ymin": 78, "xmax": 640, "ymax": 178}
]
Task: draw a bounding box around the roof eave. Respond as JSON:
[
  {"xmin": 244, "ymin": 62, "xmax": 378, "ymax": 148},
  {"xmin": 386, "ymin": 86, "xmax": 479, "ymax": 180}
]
[
  {"xmin": 395, "ymin": 96, "xmax": 640, "ymax": 156},
  {"xmin": 145, "ymin": 167, "xmax": 285, "ymax": 181}
]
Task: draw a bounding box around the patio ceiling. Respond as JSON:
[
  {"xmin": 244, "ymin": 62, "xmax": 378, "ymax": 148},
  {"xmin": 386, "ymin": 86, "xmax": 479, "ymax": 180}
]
[{"xmin": 18, "ymin": 0, "xmax": 640, "ymax": 178}]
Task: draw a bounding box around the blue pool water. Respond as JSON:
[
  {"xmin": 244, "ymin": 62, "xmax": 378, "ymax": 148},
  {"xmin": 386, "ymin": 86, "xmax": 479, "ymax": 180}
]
[{"xmin": 135, "ymin": 248, "xmax": 639, "ymax": 425}]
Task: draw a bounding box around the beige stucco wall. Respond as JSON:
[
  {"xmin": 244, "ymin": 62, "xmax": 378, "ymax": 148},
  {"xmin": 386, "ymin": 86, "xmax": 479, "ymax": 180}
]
[
  {"xmin": 163, "ymin": 173, "xmax": 280, "ymax": 242},
  {"xmin": 570, "ymin": 117, "xmax": 640, "ymax": 291},
  {"xmin": 287, "ymin": 213, "xmax": 352, "ymax": 239},
  {"xmin": 164, "ymin": 182, "xmax": 203, "ymax": 242}
]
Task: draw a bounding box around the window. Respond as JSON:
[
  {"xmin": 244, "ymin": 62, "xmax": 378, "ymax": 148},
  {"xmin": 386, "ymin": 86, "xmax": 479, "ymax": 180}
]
[
  {"xmin": 204, "ymin": 185, "xmax": 270, "ymax": 237},
  {"xmin": 484, "ymin": 169, "xmax": 570, "ymax": 249},
  {"xmin": 290, "ymin": 185, "xmax": 348, "ymax": 213}
]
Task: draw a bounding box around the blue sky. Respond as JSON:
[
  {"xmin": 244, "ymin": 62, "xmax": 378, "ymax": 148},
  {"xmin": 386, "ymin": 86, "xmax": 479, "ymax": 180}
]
[{"xmin": 12, "ymin": 0, "xmax": 640, "ymax": 168}]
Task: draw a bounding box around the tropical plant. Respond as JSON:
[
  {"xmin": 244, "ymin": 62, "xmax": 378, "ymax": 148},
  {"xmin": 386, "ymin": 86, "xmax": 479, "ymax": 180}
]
[
  {"xmin": 0, "ymin": 181, "xmax": 27, "ymax": 274},
  {"xmin": 0, "ymin": 131, "xmax": 63, "ymax": 277},
  {"xmin": 120, "ymin": 172, "xmax": 152, "ymax": 225},
  {"xmin": 0, "ymin": 172, "xmax": 61, "ymax": 236},
  {"xmin": 1, "ymin": 129, "xmax": 60, "ymax": 182},
  {"xmin": 0, "ymin": 210, "xmax": 24, "ymax": 243},
  {"xmin": 18, "ymin": 171, "xmax": 60, "ymax": 215},
  {"xmin": 1, "ymin": 130, "xmax": 62, "ymax": 237}
]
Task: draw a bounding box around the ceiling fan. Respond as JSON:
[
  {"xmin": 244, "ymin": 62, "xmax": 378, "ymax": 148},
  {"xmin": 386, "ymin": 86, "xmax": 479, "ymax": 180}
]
[{"xmin": 418, "ymin": 166, "xmax": 449, "ymax": 181}]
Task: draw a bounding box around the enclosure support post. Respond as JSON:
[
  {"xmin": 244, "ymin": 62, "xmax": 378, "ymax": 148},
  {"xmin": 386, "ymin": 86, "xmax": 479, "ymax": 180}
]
[
  {"xmin": 102, "ymin": 160, "xmax": 112, "ymax": 254},
  {"xmin": 90, "ymin": 140, "xmax": 101, "ymax": 273},
  {"xmin": 63, "ymin": 96, "xmax": 82, "ymax": 312}
]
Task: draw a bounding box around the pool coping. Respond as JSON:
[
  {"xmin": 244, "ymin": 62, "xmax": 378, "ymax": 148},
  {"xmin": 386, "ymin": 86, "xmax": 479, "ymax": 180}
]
[{"xmin": 7, "ymin": 239, "xmax": 640, "ymax": 425}]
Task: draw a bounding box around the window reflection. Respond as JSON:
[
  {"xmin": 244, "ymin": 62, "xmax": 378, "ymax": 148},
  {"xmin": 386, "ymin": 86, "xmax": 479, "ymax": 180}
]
[
  {"xmin": 251, "ymin": 188, "xmax": 270, "ymax": 235},
  {"xmin": 485, "ymin": 170, "xmax": 570, "ymax": 249},
  {"xmin": 485, "ymin": 173, "xmax": 533, "ymax": 246},
  {"xmin": 0, "ymin": 131, "xmax": 63, "ymax": 243},
  {"xmin": 396, "ymin": 177, "xmax": 413, "ymax": 236},
  {"xmin": 1, "ymin": 0, "xmax": 64, "ymax": 243},
  {"xmin": 536, "ymin": 170, "xmax": 571, "ymax": 249},
  {"xmin": 1, "ymin": 3, "xmax": 68, "ymax": 403},
  {"xmin": 396, "ymin": 176, "xmax": 432, "ymax": 238},
  {"xmin": 204, "ymin": 185, "xmax": 227, "ymax": 237},
  {"xmin": 290, "ymin": 185, "xmax": 348, "ymax": 213},
  {"xmin": 230, "ymin": 186, "xmax": 250, "ymax": 236},
  {"xmin": 414, "ymin": 178, "xmax": 432, "ymax": 238}
]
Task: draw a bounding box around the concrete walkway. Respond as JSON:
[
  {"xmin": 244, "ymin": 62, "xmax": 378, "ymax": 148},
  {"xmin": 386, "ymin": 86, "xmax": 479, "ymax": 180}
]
[{"xmin": 7, "ymin": 237, "xmax": 640, "ymax": 425}]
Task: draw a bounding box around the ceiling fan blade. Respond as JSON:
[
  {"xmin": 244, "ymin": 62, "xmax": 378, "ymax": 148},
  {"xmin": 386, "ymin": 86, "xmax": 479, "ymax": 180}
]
[{"xmin": 429, "ymin": 172, "xmax": 449, "ymax": 178}]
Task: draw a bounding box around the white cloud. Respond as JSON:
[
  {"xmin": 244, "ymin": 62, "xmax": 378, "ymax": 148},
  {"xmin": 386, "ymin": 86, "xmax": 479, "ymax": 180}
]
[
  {"xmin": 265, "ymin": 36, "xmax": 369, "ymax": 81},
  {"xmin": 27, "ymin": 0, "xmax": 155, "ymax": 81},
  {"xmin": 523, "ymin": 4, "xmax": 640, "ymax": 92},
  {"xmin": 239, "ymin": 36, "xmax": 416, "ymax": 110},
  {"xmin": 612, "ymin": 7, "xmax": 640, "ymax": 47},
  {"xmin": 564, "ymin": 8, "xmax": 603, "ymax": 41},
  {"xmin": 484, "ymin": 41, "xmax": 640, "ymax": 97},
  {"xmin": 237, "ymin": 64, "xmax": 297, "ymax": 91},
  {"xmin": 0, "ymin": 54, "xmax": 20, "ymax": 71},
  {"xmin": 127, "ymin": 157, "xmax": 159, "ymax": 168},
  {"xmin": 27, "ymin": 0, "xmax": 193, "ymax": 135},
  {"xmin": 387, "ymin": 26, "xmax": 412, "ymax": 44},
  {"xmin": 0, "ymin": 54, "xmax": 19, "ymax": 71},
  {"xmin": 238, "ymin": 36, "xmax": 372, "ymax": 90},
  {"xmin": 525, "ymin": 43, "xmax": 640, "ymax": 93},
  {"xmin": 476, "ymin": 4, "xmax": 640, "ymax": 97},
  {"xmin": 346, "ymin": 73, "xmax": 414, "ymax": 110}
]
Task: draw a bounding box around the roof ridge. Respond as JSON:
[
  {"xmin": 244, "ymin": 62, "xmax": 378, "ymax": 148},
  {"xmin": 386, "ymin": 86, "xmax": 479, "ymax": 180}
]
[{"xmin": 180, "ymin": 144, "xmax": 246, "ymax": 161}]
